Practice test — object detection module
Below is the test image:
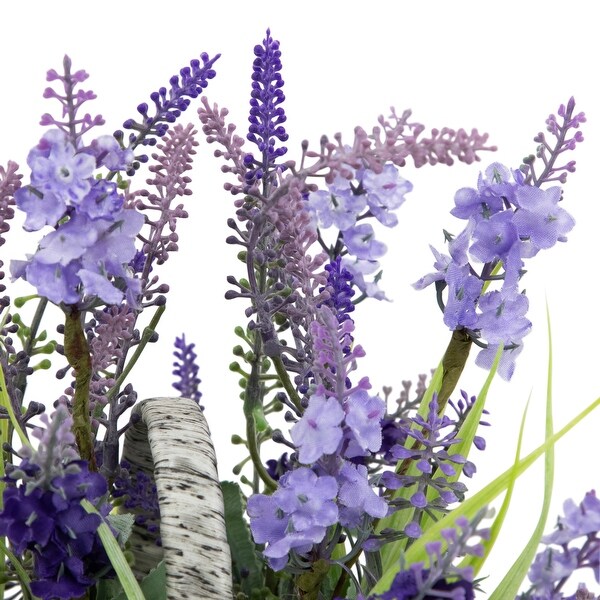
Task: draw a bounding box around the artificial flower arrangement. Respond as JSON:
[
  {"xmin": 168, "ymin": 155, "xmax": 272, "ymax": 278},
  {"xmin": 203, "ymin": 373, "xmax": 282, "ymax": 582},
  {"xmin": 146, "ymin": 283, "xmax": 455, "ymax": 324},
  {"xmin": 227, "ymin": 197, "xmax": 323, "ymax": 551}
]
[{"xmin": 0, "ymin": 28, "xmax": 597, "ymax": 600}]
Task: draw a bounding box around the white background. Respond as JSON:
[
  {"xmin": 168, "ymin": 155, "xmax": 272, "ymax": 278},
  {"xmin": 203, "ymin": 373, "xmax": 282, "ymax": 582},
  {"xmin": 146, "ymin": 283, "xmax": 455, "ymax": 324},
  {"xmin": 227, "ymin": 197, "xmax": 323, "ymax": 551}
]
[{"xmin": 1, "ymin": 1, "xmax": 599, "ymax": 594}]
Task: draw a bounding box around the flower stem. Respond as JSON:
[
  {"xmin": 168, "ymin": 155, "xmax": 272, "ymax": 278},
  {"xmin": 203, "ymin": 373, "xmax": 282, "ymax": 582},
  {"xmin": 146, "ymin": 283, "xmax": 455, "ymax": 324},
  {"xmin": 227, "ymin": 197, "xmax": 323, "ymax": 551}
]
[
  {"xmin": 63, "ymin": 308, "xmax": 96, "ymax": 470},
  {"xmin": 437, "ymin": 327, "xmax": 473, "ymax": 415}
]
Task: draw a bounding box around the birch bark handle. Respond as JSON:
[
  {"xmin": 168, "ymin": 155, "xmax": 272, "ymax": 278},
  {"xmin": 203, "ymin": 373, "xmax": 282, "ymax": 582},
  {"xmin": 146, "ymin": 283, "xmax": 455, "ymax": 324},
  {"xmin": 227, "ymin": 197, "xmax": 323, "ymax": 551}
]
[{"xmin": 121, "ymin": 397, "xmax": 233, "ymax": 599}]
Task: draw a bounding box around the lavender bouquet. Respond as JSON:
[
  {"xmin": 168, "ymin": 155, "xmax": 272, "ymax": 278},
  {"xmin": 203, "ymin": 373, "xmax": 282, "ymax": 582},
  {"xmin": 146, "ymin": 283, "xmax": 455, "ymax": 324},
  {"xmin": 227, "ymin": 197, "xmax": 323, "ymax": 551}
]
[{"xmin": 0, "ymin": 28, "xmax": 597, "ymax": 600}]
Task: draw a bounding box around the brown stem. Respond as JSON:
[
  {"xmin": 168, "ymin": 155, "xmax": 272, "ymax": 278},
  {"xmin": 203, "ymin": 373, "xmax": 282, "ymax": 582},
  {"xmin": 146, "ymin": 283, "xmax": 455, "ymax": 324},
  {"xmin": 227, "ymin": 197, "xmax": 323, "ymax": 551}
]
[
  {"xmin": 396, "ymin": 328, "xmax": 472, "ymax": 478},
  {"xmin": 63, "ymin": 308, "xmax": 97, "ymax": 471}
]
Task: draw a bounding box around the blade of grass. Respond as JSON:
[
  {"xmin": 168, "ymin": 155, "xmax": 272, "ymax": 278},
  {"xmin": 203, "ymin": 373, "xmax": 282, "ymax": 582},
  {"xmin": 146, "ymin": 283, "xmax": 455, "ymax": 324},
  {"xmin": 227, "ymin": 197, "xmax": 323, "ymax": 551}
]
[
  {"xmin": 488, "ymin": 302, "xmax": 555, "ymax": 599},
  {"xmin": 458, "ymin": 391, "xmax": 530, "ymax": 577},
  {"xmin": 81, "ymin": 499, "xmax": 145, "ymax": 600}
]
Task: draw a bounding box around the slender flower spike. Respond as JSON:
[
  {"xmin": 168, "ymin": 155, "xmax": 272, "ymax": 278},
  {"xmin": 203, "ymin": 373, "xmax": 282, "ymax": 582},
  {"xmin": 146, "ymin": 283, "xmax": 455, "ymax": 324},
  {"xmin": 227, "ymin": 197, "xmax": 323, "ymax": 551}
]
[
  {"xmin": 172, "ymin": 333, "xmax": 202, "ymax": 404},
  {"xmin": 120, "ymin": 54, "xmax": 219, "ymax": 150},
  {"xmin": 244, "ymin": 28, "xmax": 288, "ymax": 185}
]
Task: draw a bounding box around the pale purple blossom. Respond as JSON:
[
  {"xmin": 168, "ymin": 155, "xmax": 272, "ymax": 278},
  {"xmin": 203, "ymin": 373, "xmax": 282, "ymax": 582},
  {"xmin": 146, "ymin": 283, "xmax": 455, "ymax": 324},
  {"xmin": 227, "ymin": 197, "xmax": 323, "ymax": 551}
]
[
  {"xmin": 513, "ymin": 185, "xmax": 576, "ymax": 257},
  {"xmin": 307, "ymin": 187, "xmax": 366, "ymax": 231},
  {"xmin": 343, "ymin": 223, "xmax": 387, "ymax": 260},
  {"xmin": 247, "ymin": 468, "xmax": 339, "ymax": 570},
  {"xmin": 290, "ymin": 394, "xmax": 344, "ymax": 464},
  {"xmin": 362, "ymin": 164, "xmax": 412, "ymax": 227},
  {"xmin": 344, "ymin": 389, "xmax": 386, "ymax": 456},
  {"xmin": 337, "ymin": 462, "xmax": 388, "ymax": 527}
]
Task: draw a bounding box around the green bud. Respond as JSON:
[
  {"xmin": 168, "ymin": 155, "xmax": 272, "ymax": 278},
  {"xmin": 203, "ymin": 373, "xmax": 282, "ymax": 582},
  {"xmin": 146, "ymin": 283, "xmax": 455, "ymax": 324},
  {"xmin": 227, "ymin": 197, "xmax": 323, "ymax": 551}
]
[
  {"xmin": 33, "ymin": 359, "xmax": 52, "ymax": 371},
  {"xmin": 232, "ymin": 345, "xmax": 244, "ymax": 356}
]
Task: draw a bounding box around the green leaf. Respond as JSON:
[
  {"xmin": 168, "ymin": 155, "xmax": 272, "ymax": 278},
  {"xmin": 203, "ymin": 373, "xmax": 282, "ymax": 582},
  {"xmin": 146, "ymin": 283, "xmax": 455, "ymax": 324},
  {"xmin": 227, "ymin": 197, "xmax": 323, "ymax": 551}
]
[
  {"xmin": 221, "ymin": 480, "xmax": 265, "ymax": 596},
  {"xmin": 488, "ymin": 303, "xmax": 556, "ymax": 599},
  {"xmin": 103, "ymin": 561, "xmax": 167, "ymax": 600},
  {"xmin": 107, "ymin": 512, "xmax": 136, "ymax": 546}
]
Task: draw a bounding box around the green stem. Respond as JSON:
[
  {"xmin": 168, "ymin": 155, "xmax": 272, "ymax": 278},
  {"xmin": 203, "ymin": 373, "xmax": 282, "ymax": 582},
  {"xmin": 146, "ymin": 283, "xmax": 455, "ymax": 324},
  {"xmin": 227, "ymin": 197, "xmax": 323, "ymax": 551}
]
[
  {"xmin": 63, "ymin": 309, "xmax": 96, "ymax": 470},
  {"xmin": 244, "ymin": 333, "xmax": 277, "ymax": 493},
  {"xmin": 272, "ymin": 355, "xmax": 302, "ymax": 411},
  {"xmin": 15, "ymin": 297, "xmax": 49, "ymax": 400}
]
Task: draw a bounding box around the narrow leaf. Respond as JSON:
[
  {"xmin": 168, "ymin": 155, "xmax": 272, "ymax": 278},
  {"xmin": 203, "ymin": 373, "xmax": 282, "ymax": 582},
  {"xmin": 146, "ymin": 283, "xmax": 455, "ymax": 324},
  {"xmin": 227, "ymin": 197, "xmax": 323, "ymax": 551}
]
[
  {"xmin": 221, "ymin": 480, "xmax": 264, "ymax": 596},
  {"xmin": 81, "ymin": 499, "xmax": 145, "ymax": 600},
  {"xmin": 488, "ymin": 302, "xmax": 556, "ymax": 599}
]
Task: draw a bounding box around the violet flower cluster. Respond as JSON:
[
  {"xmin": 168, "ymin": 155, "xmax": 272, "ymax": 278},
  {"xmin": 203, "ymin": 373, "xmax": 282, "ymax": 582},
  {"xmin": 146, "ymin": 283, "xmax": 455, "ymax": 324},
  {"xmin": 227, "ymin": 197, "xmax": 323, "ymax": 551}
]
[
  {"xmin": 415, "ymin": 99, "xmax": 585, "ymax": 380},
  {"xmin": 0, "ymin": 406, "xmax": 114, "ymax": 600},
  {"xmin": 11, "ymin": 118, "xmax": 142, "ymax": 306},
  {"xmin": 519, "ymin": 490, "xmax": 600, "ymax": 599}
]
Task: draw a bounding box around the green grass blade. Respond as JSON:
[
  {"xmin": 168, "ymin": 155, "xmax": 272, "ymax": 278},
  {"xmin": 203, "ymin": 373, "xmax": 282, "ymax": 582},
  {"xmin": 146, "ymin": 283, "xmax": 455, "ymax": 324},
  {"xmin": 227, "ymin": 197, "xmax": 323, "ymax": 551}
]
[
  {"xmin": 81, "ymin": 499, "xmax": 145, "ymax": 600},
  {"xmin": 458, "ymin": 392, "xmax": 530, "ymax": 577},
  {"xmin": 488, "ymin": 303, "xmax": 556, "ymax": 599}
]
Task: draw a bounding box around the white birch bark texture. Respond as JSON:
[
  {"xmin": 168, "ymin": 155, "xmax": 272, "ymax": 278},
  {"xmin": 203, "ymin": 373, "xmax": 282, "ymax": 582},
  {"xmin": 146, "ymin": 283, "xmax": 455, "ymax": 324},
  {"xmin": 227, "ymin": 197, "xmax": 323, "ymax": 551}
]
[{"xmin": 121, "ymin": 397, "xmax": 233, "ymax": 599}]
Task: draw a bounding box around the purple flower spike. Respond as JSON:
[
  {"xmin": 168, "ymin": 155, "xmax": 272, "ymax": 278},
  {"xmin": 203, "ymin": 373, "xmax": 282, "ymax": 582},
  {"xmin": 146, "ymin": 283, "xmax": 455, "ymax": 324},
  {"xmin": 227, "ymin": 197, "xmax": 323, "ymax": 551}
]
[
  {"xmin": 118, "ymin": 53, "xmax": 219, "ymax": 156},
  {"xmin": 172, "ymin": 334, "xmax": 202, "ymax": 404},
  {"xmin": 244, "ymin": 29, "xmax": 288, "ymax": 185}
]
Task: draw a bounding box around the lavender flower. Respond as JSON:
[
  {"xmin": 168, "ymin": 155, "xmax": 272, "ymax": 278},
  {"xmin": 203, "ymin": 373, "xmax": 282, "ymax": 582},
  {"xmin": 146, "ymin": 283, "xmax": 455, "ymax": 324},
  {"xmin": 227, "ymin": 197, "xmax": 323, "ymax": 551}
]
[
  {"xmin": 118, "ymin": 53, "xmax": 219, "ymax": 158},
  {"xmin": 0, "ymin": 406, "xmax": 115, "ymax": 600},
  {"xmin": 172, "ymin": 333, "xmax": 202, "ymax": 404},
  {"xmin": 247, "ymin": 467, "xmax": 339, "ymax": 570},
  {"xmin": 244, "ymin": 28, "xmax": 288, "ymax": 186},
  {"xmin": 522, "ymin": 96, "xmax": 586, "ymax": 186},
  {"xmin": 523, "ymin": 490, "xmax": 600, "ymax": 598},
  {"xmin": 370, "ymin": 511, "xmax": 488, "ymax": 600},
  {"xmin": 319, "ymin": 256, "xmax": 356, "ymax": 325},
  {"xmin": 12, "ymin": 126, "xmax": 144, "ymax": 307},
  {"xmin": 40, "ymin": 55, "xmax": 105, "ymax": 148},
  {"xmin": 381, "ymin": 394, "xmax": 472, "ymax": 529},
  {"xmin": 290, "ymin": 393, "xmax": 345, "ymax": 464},
  {"xmin": 112, "ymin": 460, "xmax": 160, "ymax": 541},
  {"xmin": 414, "ymin": 98, "xmax": 583, "ymax": 380}
]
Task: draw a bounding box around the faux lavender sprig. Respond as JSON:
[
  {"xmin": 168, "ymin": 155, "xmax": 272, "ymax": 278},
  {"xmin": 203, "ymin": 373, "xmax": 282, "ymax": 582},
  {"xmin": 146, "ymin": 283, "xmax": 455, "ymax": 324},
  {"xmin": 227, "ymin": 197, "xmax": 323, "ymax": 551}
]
[
  {"xmin": 369, "ymin": 511, "xmax": 489, "ymax": 600},
  {"xmin": 172, "ymin": 333, "xmax": 202, "ymax": 404},
  {"xmin": 244, "ymin": 28, "xmax": 288, "ymax": 187},
  {"xmin": 522, "ymin": 96, "xmax": 586, "ymax": 186},
  {"xmin": 117, "ymin": 52, "xmax": 219, "ymax": 164},
  {"xmin": 0, "ymin": 406, "xmax": 115, "ymax": 600},
  {"xmin": 414, "ymin": 98, "xmax": 583, "ymax": 381},
  {"xmin": 40, "ymin": 55, "xmax": 105, "ymax": 148},
  {"xmin": 130, "ymin": 122, "xmax": 198, "ymax": 303},
  {"xmin": 380, "ymin": 394, "xmax": 474, "ymax": 539},
  {"xmin": 519, "ymin": 490, "xmax": 600, "ymax": 599}
]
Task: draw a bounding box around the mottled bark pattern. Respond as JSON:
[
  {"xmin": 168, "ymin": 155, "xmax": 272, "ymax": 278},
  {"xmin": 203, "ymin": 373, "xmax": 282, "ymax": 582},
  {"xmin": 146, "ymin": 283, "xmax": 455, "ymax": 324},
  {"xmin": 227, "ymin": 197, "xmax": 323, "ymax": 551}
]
[{"xmin": 122, "ymin": 397, "xmax": 233, "ymax": 599}]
